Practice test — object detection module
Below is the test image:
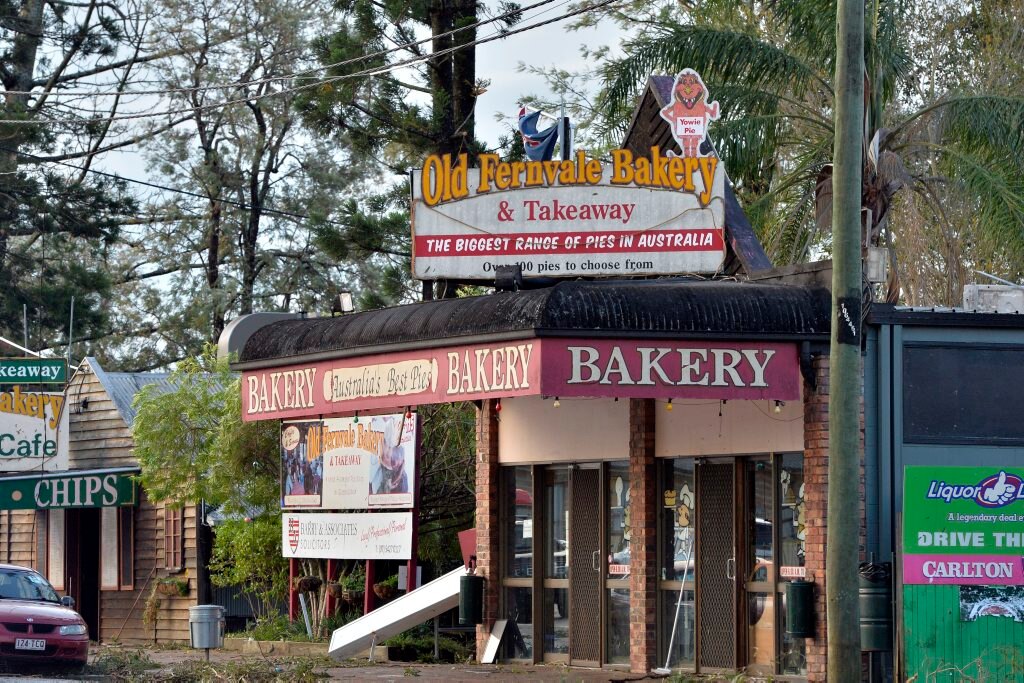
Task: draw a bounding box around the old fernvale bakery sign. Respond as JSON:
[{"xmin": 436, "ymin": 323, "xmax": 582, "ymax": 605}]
[
  {"xmin": 243, "ymin": 339, "xmax": 799, "ymax": 421},
  {"xmin": 410, "ymin": 148, "xmax": 726, "ymax": 280},
  {"xmin": 281, "ymin": 413, "xmax": 417, "ymax": 510}
]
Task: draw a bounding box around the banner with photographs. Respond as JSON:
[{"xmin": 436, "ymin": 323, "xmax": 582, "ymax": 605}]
[{"xmin": 280, "ymin": 413, "xmax": 417, "ymax": 510}]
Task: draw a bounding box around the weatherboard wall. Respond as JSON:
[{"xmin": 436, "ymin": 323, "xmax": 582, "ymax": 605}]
[{"xmin": 65, "ymin": 361, "xmax": 199, "ymax": 644}]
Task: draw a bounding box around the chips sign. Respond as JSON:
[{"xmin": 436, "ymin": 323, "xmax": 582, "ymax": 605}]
[{"xmin": 410, "ymin": 147, "xmax": 726, "ymax": 280}]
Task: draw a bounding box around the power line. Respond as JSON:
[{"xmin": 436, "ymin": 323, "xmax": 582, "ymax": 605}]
[
  {"xmin": 0, "ymin": 0, "xmax": 618, "ymax": 127},
  {"xmin": 0, "ymin": 0, "xmax": 557, "ymax": 100}
]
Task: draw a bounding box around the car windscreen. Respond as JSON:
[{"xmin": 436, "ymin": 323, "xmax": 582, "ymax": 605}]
[{"xmin": 0, "ymin": 569, "xmax": 61, "ymax": 603}]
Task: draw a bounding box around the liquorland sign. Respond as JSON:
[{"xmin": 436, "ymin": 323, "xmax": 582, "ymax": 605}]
[
  {"xmin": 242, "ymin": 339, "xmax": 799, "ymax": 421},
  {"xmin": 903, "ymin": 466, "xmax": 1024, "ymax": 585}
]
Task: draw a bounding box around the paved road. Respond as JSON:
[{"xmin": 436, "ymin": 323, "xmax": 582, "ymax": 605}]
[{"xmin": 1, "ymin": 646, "xmax": 669, "ymax": 682}]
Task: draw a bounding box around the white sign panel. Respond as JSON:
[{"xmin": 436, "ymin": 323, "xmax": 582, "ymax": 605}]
[
  {"xmin": 281, "ymin": 413, "xmax": 416, "ymax": 510},
  {"xmin": 282, "ymin": 512, "xmax": 413, "ymax": 560},
  {"xmin": 411, "ymin": 148, "xmax": 726, "ymax": 280},
  {"xmin": 0, "ymin": 389, "xmax": 69, "ymax": 473}
]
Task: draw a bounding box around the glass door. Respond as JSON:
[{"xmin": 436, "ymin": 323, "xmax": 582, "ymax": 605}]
[
  {"xmin": 744, "ymin": 458, "xmax": 776, "ymax": 675},
  {"xmin": 541, "ymin": 467, "xmax": 569, "ymax": 661}
]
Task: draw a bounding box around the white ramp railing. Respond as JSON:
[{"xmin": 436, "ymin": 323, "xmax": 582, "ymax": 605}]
[{"xmin": 328, "ymin": 566, "xmax": 467, "ymax": 661}]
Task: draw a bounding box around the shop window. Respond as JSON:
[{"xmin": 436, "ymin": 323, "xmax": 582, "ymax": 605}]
[
  {"xmin": 503, "ymin": 466, "xmax": 533, "ymax": 579},
  {"xmin": 34, "ymin": 511, "xmax": 47, "ymax": 575},
  {"xmin": 119, "ymin": 506, "xmax": 135, "ymax": 590},
  {"xmin": 659, "ymin": 458, "xmax": 696, "ymax": 670},
  {"xmin": 606, "ymin": 461, "xmax": 630, "ymax": 665},
  {"xmin": 778, "ymin": 453, "xmax": 807, "ymax": 675},
  {"xmin": 164, "ymin": 507, "xmax": 184, "ymax": 571},
  {"xmin": 501, "ymin": 466, "xmax": 534, "ymax": 662}
]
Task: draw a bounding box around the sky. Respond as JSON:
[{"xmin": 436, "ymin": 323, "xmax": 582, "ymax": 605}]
[{"xmin": 97, "ymin": 3, "xmax": 624, "ymax": 180}]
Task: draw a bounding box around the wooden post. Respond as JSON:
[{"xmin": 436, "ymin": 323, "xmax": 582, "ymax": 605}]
[
  {"xmin": 828, "ymin": 0, "xmax": 865, "ymax": 677},
  {"xmin": 406, "ymin": 413, "xmax": 421, "ymax": 593},
  {"xmin": 364, "ymin": 559, "xmax": 375, "ymax": 614},
  {"xmin": 288, "ymin": 558, "xmax": 299, "ymax": 622}
]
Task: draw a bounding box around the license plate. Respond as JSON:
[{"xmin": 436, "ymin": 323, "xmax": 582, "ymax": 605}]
[{"xmin": 15, "ymin": 638, "xmax": 46, "ymax": 651}]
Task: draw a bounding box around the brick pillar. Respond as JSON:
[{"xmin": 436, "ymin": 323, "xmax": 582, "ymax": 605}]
[
  {"xmin": 803, "ymin": 354, "xmax": 867, "ymax": 682},
  {"xmin": 629, "ymin": 398, "xmax": 658, "ymax": 673},
  {"xmin": 803, "ymin": 356, "xmax": 830, "ymax": 682},
  {"xmin": 475, "ymin": 399, "xmax": 501, "ymax": 660}
]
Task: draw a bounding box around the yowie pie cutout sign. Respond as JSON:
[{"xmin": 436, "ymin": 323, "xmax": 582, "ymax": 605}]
[{"xmin": 410, "ymin": 69, "xmax": 726, "ymax": 281}]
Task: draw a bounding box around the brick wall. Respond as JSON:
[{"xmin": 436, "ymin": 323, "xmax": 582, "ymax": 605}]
[
  {"xmin": 475, "ymin": 399, "xmax": 501, "ymax": 659},
  {"xmin": 803, "ymin": 354, "xmax": 866, "ymax": 682},
  {"xmin": 629, "ymin": 399, "xmax": 657, "ymax": 673}
]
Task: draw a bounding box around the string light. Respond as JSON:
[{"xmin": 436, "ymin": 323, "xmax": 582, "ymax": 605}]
[
  {"xmin": 553, "ymin": 397, "xmax": 561, "ymax": 408},
  {"xmin": 405, "ymin": 406, "xmax": 413, "ymax": 419},
  {"xmin": 495, "ymin": 399, "xmax": 502, "ymax": 413},
  {"xmin": 353, "ymin": 411, "xmax": 359, "ymax": 424},
  {"xmin": 774, "ymin": 400, "xmax": 784, "ymax": 414},
  {"xmin": 666, "ymin": 399, "xmax": 674, "ymax": 412}
]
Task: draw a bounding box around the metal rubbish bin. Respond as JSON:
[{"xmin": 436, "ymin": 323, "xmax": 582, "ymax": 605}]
[
  {"xmin": 785, "ymin": 580, "xmax": 816, "ymax": 638},
  {"xmin": 459, "ymin": 574, "xmax": 484, "ymax": 625},
  {"xmin": 189, "ymin": 605, "xmax": 226, "ymax": 650},
  {"xmin": 859, "ymin": 562, "xmax": 893, "ymax": 652}
]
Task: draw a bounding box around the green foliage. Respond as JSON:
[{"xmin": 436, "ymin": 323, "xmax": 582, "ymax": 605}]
[
  {"xmin": 383, "ymin": 627, "xmax": 472, "ymax": 663},
  {"xmin": 584, "ymin": 0, "xmax": 1024, "ymax": 296},
  {"xmin": 239, "ymin": 614, "xmax": 312, "ymax": 642},
  {"xmin": 131, "ymin": 344, "xmax": 279, "ymax": 513},
  {"xmin": 88, "ymin": 647, "xmax": 158, "ymax": 680},
  {"xmin": 340, "ymin": 564, "xmax": 366, "ymax": 591},
  {"xmin": 209, "ymin": 516, "xmax": 288, "ymax": 619}
]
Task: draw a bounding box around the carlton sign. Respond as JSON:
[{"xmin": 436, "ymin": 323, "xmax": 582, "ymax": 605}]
[{"xmin": 411, "ymin": 147, "xmax": 726, "ymax": 280}]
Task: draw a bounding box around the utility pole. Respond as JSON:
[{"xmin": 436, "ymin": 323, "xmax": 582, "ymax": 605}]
[{"xmin": 827, "ymin": 0, "xmax": 864, "ymax": 677}]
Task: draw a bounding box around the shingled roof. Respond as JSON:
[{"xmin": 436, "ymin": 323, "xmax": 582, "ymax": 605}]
[{"xmin": 234, "ymin": 278, "xmax": 830, "ymax": 368}]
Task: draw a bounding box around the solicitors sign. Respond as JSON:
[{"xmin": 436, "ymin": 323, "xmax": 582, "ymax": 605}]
[
  {"xmin": 282, "ymin": 511, "xmax": 413, "ymax": 560},
  {"xmin": 410, "ymin": 147, "xmax": 726, "ymax": 280},
  {"xmin": 903, "ymin": 466, "xmax": 1024, "ymax": 585}
]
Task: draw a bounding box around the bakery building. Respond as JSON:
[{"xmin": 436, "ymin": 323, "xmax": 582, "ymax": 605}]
[{"xmin": 219, "ymin": 72, "xmax": 864, "ymax": 680}]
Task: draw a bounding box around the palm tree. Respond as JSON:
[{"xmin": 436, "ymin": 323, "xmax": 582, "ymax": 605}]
[{"xmin": 596, "ymin": 0, "xmax": 1024, "ymax": 303}]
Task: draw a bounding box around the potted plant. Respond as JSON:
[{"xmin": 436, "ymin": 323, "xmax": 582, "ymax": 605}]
[
  {"xmin": 341, "ymin": 565, "xmax": 365, "ymax": 605},
  {"xmin": 373, "ymin": 574, "xmax": 398, "ymax": 601},
  {"xmin": 292, "ymin": 575, "xmax": 323, "ymax": 593},
  {"xmin": 155, "ymin": 576, "xmax": 189, "ymax": 597}
]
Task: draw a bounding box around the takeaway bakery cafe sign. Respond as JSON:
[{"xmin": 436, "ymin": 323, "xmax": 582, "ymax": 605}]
[
  {"xmin": 411, "ymin": 70, "xmax": 726, "ymax": 281},
  {"xmin": 243, "ymin": 339, "xmax": 799, "ymax": 421},
  {"xmin": 0, "ymin": 389, "xmax": 68, "ymax": 473}
]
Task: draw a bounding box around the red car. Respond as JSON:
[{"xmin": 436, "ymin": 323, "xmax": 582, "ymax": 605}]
[{"xmin": 0, "ymin": 564, "xmax": 89, "ymax": 671}]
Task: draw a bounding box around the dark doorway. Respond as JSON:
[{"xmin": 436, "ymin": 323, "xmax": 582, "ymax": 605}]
[
  {"xmin": 65, "ymin": 508, "xmax": 101, "ymax": 641},
  {"xmin": 697, "ymin": 461, "xmax": 737, "ymax": 670}
]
